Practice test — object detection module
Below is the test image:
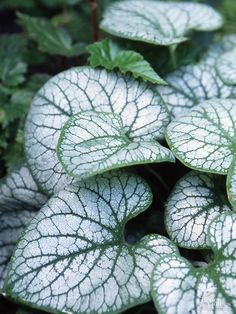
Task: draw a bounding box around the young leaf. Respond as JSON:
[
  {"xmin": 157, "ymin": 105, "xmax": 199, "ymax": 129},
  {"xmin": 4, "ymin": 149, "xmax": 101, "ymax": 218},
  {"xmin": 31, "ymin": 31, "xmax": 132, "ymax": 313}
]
[
  {"xmin": 57, "ymin": 111, "xmax": 174, "ymax": 179},
  {"xmin": 17, "ymin": 13, "xmax": 85, "ymax": 57},
  {"xmin": 25, "ymin": 67, "xmax": 171, "ymax": 195},
  {"xmin": 216, "ymin": 47, "xmax": 236, "ymax": 85},
  {"xmin": 158, "ymin": 35, "xmax": 236, "ymax": 117},
  {"xmin": 100, "ymin": 0, "xmax": 223, "ymax": 46},
  {"xmin": 151, "ymin": 212, "xmax": 236, "ymax": 314},
  {"xmin": 0, "ymin": 34, "xmax": 27, "ymax": 87},
  {"xmin": 165, "ymin": 171, "xmax": 232, "ymax": 249},
  {"xmin": 87, "ymin": 39, "xmax": 166, "ymax": 84},
  {"xmin": 4, "ymin": 171, "xmax": 178, "ymax": 314},
  {"xmin": 0, "ymin": 165, "xmax": 47, "ymax": 211},
  {"xmin": 166, "ymin": 98, "xmax": 236, "ymax": 208}
]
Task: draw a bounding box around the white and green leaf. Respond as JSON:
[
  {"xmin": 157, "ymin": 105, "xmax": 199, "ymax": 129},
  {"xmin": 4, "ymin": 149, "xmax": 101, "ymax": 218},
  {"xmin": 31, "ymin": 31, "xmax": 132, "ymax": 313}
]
[
  {"xmin": 151, "ymin": 212, "xmax": 236, "ymax": 314},
  {"xmin": 100, "ymin": 0, "xmax": 223, "ymax": 46},
  {"xmin": 25, "ymin": 67, "xmax": 170, "ymax": 195},
  {"xmin": 57, "ymin": 111, "xmax": 174, "ymax": 179},
  {"xmin": 166, "ymin": 98, "xmax": 236, "ymax": 207},
  {"xmin": 216, "ymin": 47, "xmax": 236, "ymax": 85},
  {"xmin": 165, "ymin": 171, "xmax": 231, "ymax": 249},
  {"xmin": 158, "ymin": 35, "xmax": 236, "ymax": 117},
  {"xmin": 87, "ymin": 39, "xmax": 166, "ymax": 84},
  {"xmin": 4, "ymin": 171, "xmax": 178, "ymax": 314}
]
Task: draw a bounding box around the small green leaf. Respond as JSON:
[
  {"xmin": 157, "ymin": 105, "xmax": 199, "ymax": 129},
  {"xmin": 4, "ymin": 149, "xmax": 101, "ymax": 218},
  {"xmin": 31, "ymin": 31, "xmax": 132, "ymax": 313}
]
[
  {"xmin": 158, "ymin": 35, "xmax": 236, "ymax": 117},
  {"xmin": 166, "ymin": 98, "xmax": 236, "ymax": 208},
  {"xmin": 25, "ymin": 67, "xmax": 170, "ymax": 195},
  {"xmin": 151, "ymin": 212, "xmax": 236, "ymax": 314},
  {"xmin": 165, "ymin": 171, "xmax": 232, "ymax": 249},
  {"xmin": 4, "ymin": 171, "xmax": 178, "ymax": 314},
  {"xmin": 87, "ymin": 39, "xmax": 166, "ymax": 84},
  {"xmin": 57, "ymin": 111, "xmax": 174, "ymax": 179},
  {"xmin": 100, "ymin": 0, "xmax": 223, "ymax": 46},
  {"xmin": 216, "ymin": 47, "xmax": 236, "ymax": 85},
  {"xmin": 0, "ymin": 34, "xmax": 27, "ymax": 87},
  {"xmin": 17, "ymin": 13, "xmax": 85, "ymax": 57}
]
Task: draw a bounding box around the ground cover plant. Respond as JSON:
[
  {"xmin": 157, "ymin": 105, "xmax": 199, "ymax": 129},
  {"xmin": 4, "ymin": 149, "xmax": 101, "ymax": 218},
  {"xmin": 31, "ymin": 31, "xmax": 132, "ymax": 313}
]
[{"xmin": 0, "ymin": 0, "xmax": 236, "ymax": 313}]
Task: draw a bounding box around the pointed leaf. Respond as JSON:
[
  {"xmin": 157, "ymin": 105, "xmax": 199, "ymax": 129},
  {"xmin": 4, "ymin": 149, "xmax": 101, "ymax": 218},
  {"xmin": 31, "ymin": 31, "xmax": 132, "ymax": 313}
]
[
  {"xmin": 87, "ymin": 39, "xmax": 166, "ymax": 84},
  {"xmin": 158, "ymin": 35, "xmax": 236, "ymax": 117},
  {"xmin": 216, "ymin": 47, "xmax": 236, "ymax": 85},
  {"xmin": 17, "ymin": 13, "xmax": 85, "ymax": 57},
  {"xmin": 25, "ymin": 67, "xmax": 170, "ymax": 195},
  {"xmin": 57, "ymin": 111, "xmax": 174, "ymax": 179},
  {"xmin": 4, "ymin": 172, "xmax": 178, "ymax": 314},
  {"xmin": 0, "ymin": 165, "xmax": 47, "ymax": 211},
  {"xmin": 152, "ymin": 212, "xmax": 236, "ymax": 314},
  {"xmin": 165, "ymin": 171, "xmax": 231, "ymax": 249},
  {"xmin": 227, "ymin": 156, "xmax": 236, "ymax": 209},
  {"xmin": 166, "ymin": 98, "xmax": 236, "ymax": 209},
  {"xmin": 100, "ymin": 0, "xmax": 223, "ymax": 46}
]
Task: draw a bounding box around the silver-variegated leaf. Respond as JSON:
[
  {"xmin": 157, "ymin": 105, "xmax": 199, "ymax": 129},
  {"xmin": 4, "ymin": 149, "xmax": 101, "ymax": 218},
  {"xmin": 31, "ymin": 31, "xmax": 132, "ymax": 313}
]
[
  {"xmin": 165, "ymin": 171, "xmax": 231, "ymax": 249},
  {"xmin": 216, "ymin": 47, "xmax": 236, "ymax": 85},
  {"xmin": 57, "ymin": 111, "xmax": 174, "ymax": 179},
  {"xmin": 4, "ymin": 171, "xmax": 178, "ymax": 314},
  {"xmin": 151, "ymin": 212, "xmax": 236, "ymax": 314},
  {"xmin": 100, "ymin": 0, "xmax": 223, "ymax": 46},
  {"xmin": 25, "ymin": 67, "xmax": 170, "ymax": 195},
  {"xmin": 158, "ymin": 35, "xmax": 236, "ymax": 117},
  {"xmin": 166, "ymin": 98, "xmax": 236, "ymax": 208},
  {"xmin": 0, "ymin": 165, "xmax": 47, "ymax": 211}
]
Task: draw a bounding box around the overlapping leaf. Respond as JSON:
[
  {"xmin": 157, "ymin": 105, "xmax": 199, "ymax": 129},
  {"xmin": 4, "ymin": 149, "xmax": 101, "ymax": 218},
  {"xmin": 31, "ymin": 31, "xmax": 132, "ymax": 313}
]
[
  {"xmin": 216, "ymin": 47, "xmax": 236, "ymax": 85},
  {"xmin": 158, "ymin": 35, "xmax": 236, "ymax": 117},
  {"xmin": 151, "ymin": 212, "xmax": 236, "ymax": 314},
  {"xmin": 57, "ymin": 111, "xmax": 174, "ymax": 179},
  {"xmin": 4, "ymin": 172, "xmax": 178, "ymax": 314},
  {"xmin": 166, "ymin": 98, "xmax": 236, "ymax": 208},
  {"xmin": 87, "ymin": 39, "xmax": 166, "ymax": 84},
  {"xmin": 25, "ymin": 67, "xmax": 171, "ymax": 195},
  {"xmin": 0, "ymin": 165, "xmax": 47, "ymax": 289},
  {"xmin": 165, "ymin": 171, "xmax": 231, "ymax": 249},
  {"xmin": 100, "ymin": 0, "xmax": 223, "ymax": 46}
]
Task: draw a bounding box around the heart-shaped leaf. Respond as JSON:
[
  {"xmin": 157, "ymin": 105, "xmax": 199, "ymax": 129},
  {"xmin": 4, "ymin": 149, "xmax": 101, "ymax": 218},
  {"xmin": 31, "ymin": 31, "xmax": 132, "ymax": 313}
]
[
  {"xmin": 0, "ymin": 165, "xmax": 47, "ymax": 290},
  {"xmin": 57, "ymin": 111, "xmax": 174, "ymax": 179},
  {"xmin": 0, "ymin": 165, "xmax": 47, "ymax": 211},
  {"xmin": 216, "ymin": 47, "xmax": 236, "ymax": 85},
  {"xmin": 151, "ymin": 212, "xmax": 236, "ymax": 313},
  {"xmin": 166, "ymin": 98, "xmax": 236, "ymax": 208},
  {"xmin": 25, "ymin": 67, "xmax": 170, "ymax": 195},
  {"xmin": 4, "ymin": 171, "xmax": 178, "ymax": 314},
  {"xmin": 158, "ymin": 35, "xmax": 236, "ymax": 117},
  {"xmin": 165, "ymin": 171, "xmax": 232, "ymax": 249},
  {"xmin": 87, "ymin": 39, "xmax": 166, "ymax": 84},
  {"xmin": 100, "ymin": 0, "xmax": 223, "ymax": 46}
]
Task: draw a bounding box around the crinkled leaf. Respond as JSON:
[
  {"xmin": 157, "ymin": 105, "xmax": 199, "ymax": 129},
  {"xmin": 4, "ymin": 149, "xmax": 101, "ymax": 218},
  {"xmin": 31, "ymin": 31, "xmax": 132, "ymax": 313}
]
[
  {"xmin": 4, "ymin": 171, "xmax": 178, "ymax": 314},
  {"xmin": 216, "ymin": 47, "xmax": 236, "ymax": 85},
  {"xmin": 165, "ymin": 171, "xmax": 232, "ymax": 249},
  {"xmin": 100, "ymin": 0, "xmax": 223, "ymax": 46},
  {"xmin": 57, "ymin": 111, "xmax": 174, "ymax": 179},
  {"xmin": 158, "ymin": 35, "xmax": 236, "ymax": 117},
  {"xmin": 87, "ymin": 39, "xmax": 166, "ymax": 84},
  {"xmin": 17, "ymin": 13, "xmax": 86, "ymax": 57},
  {"xmin": 166, "ymin": 98, "xmax": 236, "ymax": 209},
  {"xmin": 0, "ymin": 165, "xmax": 47, "ymax": 211},
  {"xmin": 0, "ymin": 34, "xmax": 27, "ymax": 86},
  {"xmin": 151, "ymin": 212, "xmax": 236, "ymax": 314},
  {"xmin": 25, "ymin": 67, "xmax": 170, "ymax": 195}
]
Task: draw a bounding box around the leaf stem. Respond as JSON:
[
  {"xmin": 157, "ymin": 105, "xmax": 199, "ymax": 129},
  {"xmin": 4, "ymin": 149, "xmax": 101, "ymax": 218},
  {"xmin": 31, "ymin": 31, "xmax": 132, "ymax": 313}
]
[
  {"xmin": 89, "ymin": 0, "xmax": 99, "ymax": 42},
  {"xmin": 145, "ymin": 165, "xmax": 169, "ymax": 192},
  {"xmin": 169, "ymin": 44, "xmax": 177, "ymax": 69}
]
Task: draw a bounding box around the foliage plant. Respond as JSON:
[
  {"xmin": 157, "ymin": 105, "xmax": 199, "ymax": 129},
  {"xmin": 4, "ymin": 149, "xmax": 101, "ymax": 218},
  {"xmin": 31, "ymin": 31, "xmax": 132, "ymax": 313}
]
[{"xmin": 0, "ymin": 1, "xmax": 236, "ymax": 314}]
